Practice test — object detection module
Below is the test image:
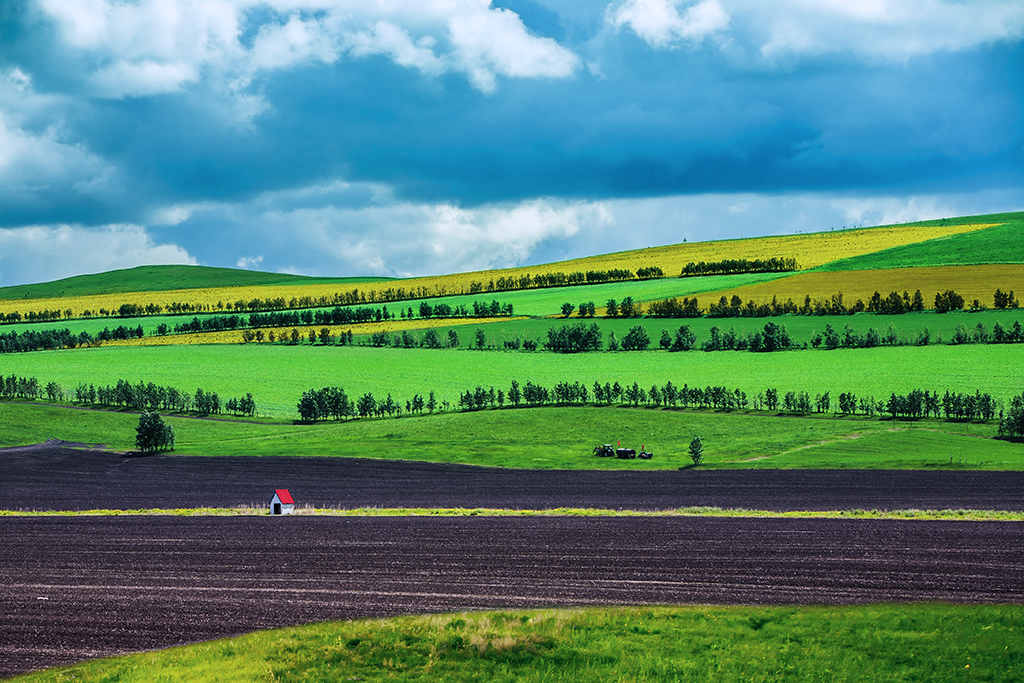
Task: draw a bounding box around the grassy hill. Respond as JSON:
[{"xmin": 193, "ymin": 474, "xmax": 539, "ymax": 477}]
[
  {"xmin": 820, "ymin": 211, "xmax": 1024, "ymax": 271},
  {"xmin": 0, "ymin": 213, "xmax": 1003, "ymax": 319},
  {"xmin": 0, "ymin": 402, "xmax": 1015, "ymax": 469},
  {"xmin": 0, "ymin": 265, "xmax": 392, "ymax": 301}
]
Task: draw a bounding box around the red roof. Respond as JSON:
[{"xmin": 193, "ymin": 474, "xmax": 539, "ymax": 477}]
[{"xmin": 274, "ymin": 489, "xmax": 294, "ymax": 504}]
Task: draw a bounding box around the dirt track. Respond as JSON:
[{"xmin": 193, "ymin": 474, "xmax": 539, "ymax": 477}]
[
  {"xmin": 4, "ymin": 443, "xmax": 1024, "ymax": 511},
  {"xmin": 2, "ymin": 516, "xmax": 1024, "ymax": 676}
]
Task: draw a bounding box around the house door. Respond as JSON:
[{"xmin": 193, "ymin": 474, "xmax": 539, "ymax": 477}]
[{"xmin": 273, "ymin": 503, "xmax": 281, "ymax": 515}]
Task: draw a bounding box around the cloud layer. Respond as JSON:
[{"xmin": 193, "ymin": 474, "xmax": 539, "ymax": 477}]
[{"xmin": 0, "ymin": 1, "xmax": 1021, "ymax": 284}]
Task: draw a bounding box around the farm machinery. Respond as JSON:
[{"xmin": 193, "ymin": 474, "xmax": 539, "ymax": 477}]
[{"xmin": 593, "ymin": 444, "xmax": 653, "ymax": 459}]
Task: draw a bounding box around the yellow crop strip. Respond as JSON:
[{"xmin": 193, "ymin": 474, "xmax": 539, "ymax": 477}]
[
  {"xmin": 0, "ymin": 223, "xmax": 997, "ymax": 319},
  {"xmin": 104, "ymin": 316, "xmax": 521, "ymax": 347},
  {"xmin": 691, "ymin": 264, "xmax": 1024, "ymax": 306}
]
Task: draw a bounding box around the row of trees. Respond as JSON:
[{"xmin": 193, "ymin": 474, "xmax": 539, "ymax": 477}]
[
  {"xmin": 296, "ymin": 377, "xmax": 1009, "ymax": 428},
  {"xmin": 680, "ymin": 257, "xmax": 798, "ymax": 277},
  {"xmin": 0, "ymin": 325, "xmax": 144, "ymax": 354},
  {"xmin": 0, "ymin": 372, "xmax": 256, "ymax": 418},
  {"xmin": 647, "ymin": 289, "xmax": 1016, "ymax": 320},
  {"xmin": 169, "ymin": 300, "xmax": 514, "ymax": 336},
  {"xmin": 71, "ymin": 380, "xmax": 255, "ymax": 416},
  {"xmin": 879, "ymin": 389, "xmax": 997, "ymax": 422},
  {"xmin": 297, "ymin": 385, "xmax": 439, "ymax": 422},
  {"xmin": 561, "ymin": 302, "xmax": 597, "ymax": 318}
]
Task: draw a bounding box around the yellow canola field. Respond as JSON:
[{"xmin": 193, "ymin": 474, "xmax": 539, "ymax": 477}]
[
  {"xmin": 691, "ymin": 264, "xmax": 1024, "ymax": 306},
  {"xmin": 0, "ymin": 221, "xmax": 996, "ymax": 319},
  {"xmin": 104, "ymin": 316, "xmax": 520, "ymax": 347}
]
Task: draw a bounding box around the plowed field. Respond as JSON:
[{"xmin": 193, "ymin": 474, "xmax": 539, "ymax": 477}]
[
  {"xmin": 2, "ymin": 516, "xmax": 1023, "ymax": 676},
  {"xmin": 4, "ymin": 444, "xmax": 1024, "ymax": 511}
]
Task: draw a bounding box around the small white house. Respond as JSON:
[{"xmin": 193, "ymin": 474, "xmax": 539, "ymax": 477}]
[{"xmin": 270, "ymin": 489, "xmax": 295, "ymax": 515}]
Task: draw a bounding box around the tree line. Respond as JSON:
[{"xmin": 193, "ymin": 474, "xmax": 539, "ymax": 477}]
[
  {"xmin": 644, "ymin": 288, "xmax": 1018, "ymax": 319},
  {"xmin": 0, "ymin": 325, "xmax": 144, "ymax": 354},
  {"xmin": 71, "ymin": 379, "xmax": 255, "ymax": 416},
  {"xmin": 297, "ymin": 385, "xmax": 438, "ymax": 422},
  {"xmin": 679, "ymin": 257, "xmax": 798, "ymax": 277},
  {"xmin": 294, "ymin": 378, "xmax": 1011, "ymax": 430},
  {"xmin": 168, "ymin": 300, "xmax": 514, "ymax": 336}
]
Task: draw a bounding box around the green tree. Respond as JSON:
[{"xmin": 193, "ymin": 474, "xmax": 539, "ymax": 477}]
[
  {"xmin": 474, "ymin": 328, "xmax": 486, "ymax": 349},
  {"xmin": 670, "ymin": 325, "xmax": 696, "ymax": 351},
  {"xmin": 561, "ymin": 302, "xmax": 575, "ymax": 318},
  {"xmin": 688, "ymin": 437, "xmax": 703, "ymax": 466},
  {"xmin": 659, "ymin": 329, "xmax": 672, "ymax": 350},
  {"xmin": 135, "ymin": 412, "xmax": 174, "ymax": 454},
  {"xmin": 448, "ymin": 329, "xmax": 459, "ymax": 348},
  {"xmin": 621, "ymin": 325, "xmax": 650, "ymax": 351}
]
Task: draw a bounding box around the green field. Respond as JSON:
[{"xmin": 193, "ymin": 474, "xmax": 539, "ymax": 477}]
[
  {"xmin": 4, "ymin": 343, "xmax": 1020, "ymax": 418},
  {"xmin": 20, "ymin": 605, "xmax": 1024, "ymax": 682},
  {"xmin": 0, "ymin": 265, "xmax": 391, "ymax": 301},
  {"xmin": 821, "ymin": 211, "xmax": 1024, "ymax": 271},
  {"xmin": 1, "ymin": 403, "xmax": 1017, "ymax": 470}
]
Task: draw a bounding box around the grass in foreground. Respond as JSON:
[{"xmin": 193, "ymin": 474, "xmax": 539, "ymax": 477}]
[
  {"xmin": 4, "ymin": 506, "xmax": 1023, "ymax": 521},
  {"xmin": 20, "ymin": 604, "xmax": 1024, "ymax": 682},
  {"xmin": 1, "ymin": 403, "xmax": 1021, "ymax": 470}
]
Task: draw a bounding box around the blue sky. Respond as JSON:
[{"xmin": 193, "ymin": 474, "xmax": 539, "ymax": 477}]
[{"xmin": 0, "ymin": 0, "xmax": 1021, "ymax": 285}]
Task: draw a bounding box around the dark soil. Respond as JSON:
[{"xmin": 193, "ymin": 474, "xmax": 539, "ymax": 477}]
[
  {"xmin": 2, "ymin": 516, "xmax": 1023, "ymax": 676},
  {"xmin": 3, "ymin": 443, "xmax": 1024, "ymax": 511}
]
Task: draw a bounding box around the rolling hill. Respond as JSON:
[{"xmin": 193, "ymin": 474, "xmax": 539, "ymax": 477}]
[{"xmin": 0, "ymin": 265, "xmax": 392, "ymax": 301}]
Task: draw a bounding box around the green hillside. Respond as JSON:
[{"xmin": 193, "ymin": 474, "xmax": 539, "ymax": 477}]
[
  {"xmin": 820, "ymin": 211, "xmax": 1024, "ymax": 271},
  {"xmin": 0, "ymin": 265, "xmax": 392, "ymax": 300}
]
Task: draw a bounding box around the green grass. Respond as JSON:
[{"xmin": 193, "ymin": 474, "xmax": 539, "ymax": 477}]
[
  {"xmin": 19, "ymin": 604, "xmax": 1024, "ymax": 682},
  {"xmin": 0, "ymin": 265, "xmax": 391, "ymax": 300},
  {"xmin": 1, "ymin": 403, "xmax": 1020, "ymax": 470},
  {"xmin": 3, "ymin": 343, "xmax": 1021, "ymax": 418},
  {"xmin": 5, "ymin": 506, "xmax": 1024, "ymax": 521},
  {"xmin": 821, "ymin": 211, "xmax": 1024, "ymax": 271}
]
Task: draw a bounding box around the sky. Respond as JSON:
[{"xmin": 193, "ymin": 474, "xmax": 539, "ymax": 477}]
[{"xmin": 0, "ymin": 0, "xmax": 1022, "ymax": 285}]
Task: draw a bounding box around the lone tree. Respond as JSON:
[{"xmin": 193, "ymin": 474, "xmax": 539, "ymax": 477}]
[
  {"xmin": 688, "ymin": 436, "xmax": 703, "ymax": 466},
  {"xmin": 560, "ymin": 302, "xmax": 575, "ymax": 318},
  {"xmin": 135, "ymin": 412, "xmax": 174, "ymax": 454}
]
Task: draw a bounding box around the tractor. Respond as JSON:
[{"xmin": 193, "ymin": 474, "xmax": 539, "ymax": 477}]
[{"xmin": 593, "ymin": 444, "xmax": 615, "ymax": 457}]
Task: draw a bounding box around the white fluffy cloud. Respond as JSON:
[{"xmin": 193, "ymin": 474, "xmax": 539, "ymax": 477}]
[
  {"xmin": 0, "ymin": 224, "xmax": 196, "ymax": 285},
  {"xmin": 609, "ymin": 0, "xmax": 1024, "ymax": 59},
  {"xmin": 609, "ymin": 0, "xmax": 730, "ymax": 48},
  {"xmin": 36, "ymin": 0, "xmax": 580, "ymax": 98},
  {"xmin": 182, "ymin": 195, "xmax": 613, "ymax": 277}
]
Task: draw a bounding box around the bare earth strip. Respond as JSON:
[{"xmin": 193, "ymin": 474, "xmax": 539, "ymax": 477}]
[
  {"xmin": 5, "ymin": 444, "xmax": 1024, "ymax": 511},
  {"xmin": 1, "ymin": 516, "xmax": 1023, "ymax": 676}
]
